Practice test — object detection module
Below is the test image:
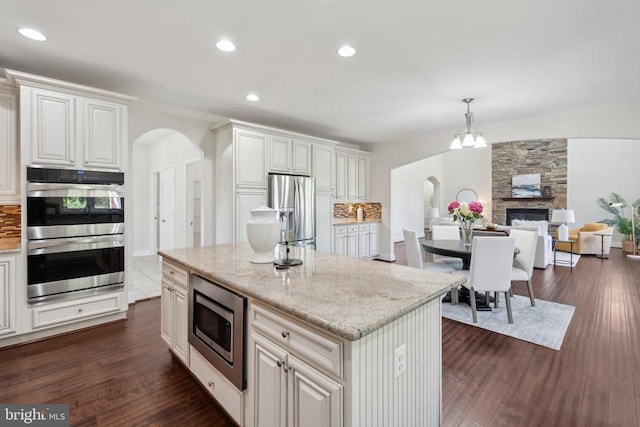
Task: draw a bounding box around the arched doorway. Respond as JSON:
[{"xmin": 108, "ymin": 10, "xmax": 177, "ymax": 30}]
[
  {"xmin": 424, "ymin": 176, "xmax": 442, "ymax": 228},
  {"xmin": 132, "ymin": 129, "xmax": 203, "ymax": 255}
]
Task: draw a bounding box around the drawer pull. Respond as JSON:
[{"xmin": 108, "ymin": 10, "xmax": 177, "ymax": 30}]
[
  {"xmin": 78, "ymin": 308, "xmax": 83, "ymax": 313},
  {"xmin": 281, "ymin": 331, "xmax": 290, "ymax": 339}
]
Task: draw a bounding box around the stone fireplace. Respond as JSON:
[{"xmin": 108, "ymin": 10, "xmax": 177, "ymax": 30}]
[{"xmin": 505, "ymin": 208, "xmax": 549, "ymax": 225}]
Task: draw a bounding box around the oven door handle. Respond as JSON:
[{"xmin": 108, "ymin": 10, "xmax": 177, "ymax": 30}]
[
  {"xmin": 27, "ymin": 234, "xmax": 125, "ymax": 255},
  {"xmin": 27, "ymin": 182, "xmax": 125, "ymax": 198}
]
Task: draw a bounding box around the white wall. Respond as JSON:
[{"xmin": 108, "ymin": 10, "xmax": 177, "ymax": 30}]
[
  {"xmin": 568, "ymin": 138, "xmax": 640, "ymax": 245},
  {"xmin": 391, "ymin": 155, "xmax": 443, "ymax": 242},
  {"xmin": 371, "ymin": 100, "xmax": 640, "ymax": 261}
]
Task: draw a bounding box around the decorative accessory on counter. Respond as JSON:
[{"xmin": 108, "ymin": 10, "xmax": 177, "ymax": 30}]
[
  {"xmin": 273, "ymin": 212, "xmax": 303, "ymax": 267},
  {"xmin": 448, "ymin": 200, "xmax": 484, "ymax": 246},
  {"xmin": 246, "ymin": 204, "xmax": 280, "ymax": 263},
  {"xmin": 356, "ymin": 206, "xmax": 364, "ymax": 222}
]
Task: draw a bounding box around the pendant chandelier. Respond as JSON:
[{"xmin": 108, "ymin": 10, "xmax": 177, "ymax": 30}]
[{"xmin": 449, "ymin": 98, "xmax": 487, "ymax": 150}]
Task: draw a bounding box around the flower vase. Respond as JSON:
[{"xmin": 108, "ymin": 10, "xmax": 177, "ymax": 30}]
[{"xmin": 461, "ymin": 221, "xmax": 473, "ymax": 247}]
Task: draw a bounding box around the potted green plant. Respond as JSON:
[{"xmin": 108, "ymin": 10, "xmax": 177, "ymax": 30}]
[{"xmin": 597, "ymin": 192, "xmax": 640, "ymax": 252}]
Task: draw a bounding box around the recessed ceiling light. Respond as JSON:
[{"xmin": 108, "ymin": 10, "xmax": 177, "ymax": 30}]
[
  {"xmin": 18, "ymin": 28, "xmax": 47, "ymax": 41},
  {"xmin": 246, "ymin": 94, "xmax": 259, "ymax": 102},
  {"xmin": 216, "ymin": 39, "xmax": 236, "ymax": 52},
  {"xmin": 338, "ymin": 45, "xmax": 356, "ymax": 57}
]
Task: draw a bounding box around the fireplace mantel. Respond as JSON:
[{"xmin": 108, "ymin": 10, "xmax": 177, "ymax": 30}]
[{"xmin": 500, "ymin": 197, "xmax": 554, "ymax": 201}]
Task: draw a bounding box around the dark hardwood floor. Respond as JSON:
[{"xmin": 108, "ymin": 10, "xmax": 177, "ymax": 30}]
[
  {"xmin": 0, "ymin": 299, "xmax": 235, "ymax": 427},
  {"xmin": 396, "ymin": 241, "xmax": 640, "ymax": 426},
  {"xmin": 1, "ymin": 246, "xmax": 638, "ymax": 426}
]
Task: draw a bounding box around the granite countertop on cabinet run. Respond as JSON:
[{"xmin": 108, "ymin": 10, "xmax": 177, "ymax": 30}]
[
  {"xmin": 333, "ymin": 218, "xmax": 381, "ymax": 226},
  {"xmin": 159, "ymin": 243, "xmax": 464, "ymax": 341},
  {"xmin": 0, "ymin": 237, "xmax": 21, "ymax": 253}
]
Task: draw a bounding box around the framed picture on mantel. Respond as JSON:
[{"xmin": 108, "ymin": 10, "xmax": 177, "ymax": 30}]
[{"xmin": 512, "ymin": 173, "xmax": 541, "ymax": 198}]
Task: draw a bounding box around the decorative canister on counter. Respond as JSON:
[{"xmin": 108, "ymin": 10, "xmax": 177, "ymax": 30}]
[{"xmin": 246, "ymin": 204, "xmax": 280, "ymax": 263}]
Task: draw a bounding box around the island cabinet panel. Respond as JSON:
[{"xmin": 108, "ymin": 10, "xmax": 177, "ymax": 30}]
[
  {"xmin": 345, "ymin": 297, "xmax": 442, "ymax": 427},
  {"xmin": 248, "ymin": 302, "xmax": 344, "ymax": 427},
  {"xmin": 160, "ymin": 261, "xmax": 189, "ymax": 364},
  {"xmin": 248, "ymin": 331, "xmax": 343, "ymax": 427},
  {"xmin": 190, "ymin": 345, "xmax": 245, "ymax": 426}
]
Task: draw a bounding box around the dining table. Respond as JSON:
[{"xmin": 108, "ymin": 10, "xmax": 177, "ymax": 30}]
[{"xmin": 421, "ymin": 239, "xmax": 520, "ymax": 309}]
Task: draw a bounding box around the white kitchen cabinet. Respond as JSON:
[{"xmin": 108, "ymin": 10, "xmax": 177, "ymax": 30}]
[
  {"xmin": 80, "ymin": 97, "xmax": 125, "ymax": 169},
  {"xmin": 248, "ymin": 303, "xmax": 343, "ymax": 427},
  {"xmin": 357, "ymin": 155, "xmax": 369, "ymax": 201},
  {"xmin": 235, "ymin": 129, "xmax": 268, "ymax": 188},
  {"xmin": 312, "ymin": 144, "xmax": 334, "ymax": 192},
  {"xmin": 268, "ymin": 136, "xmax": 311, "ymax": 176},
  {"xmin": 31, "ymin": 292, "xmax": 122, "ymax": 329},
  {"xmin": 26, "ymin": 86, "xmax": 77, "ymax": 166},
  {"xmin": 334, "ymin": 149, "xmax": 370, "ymax": 202},
  {"xmin": 346, "ymin": 154, "xmax": 358, "ymax": 201},
  {"xmin": 23, "ymin": 87, "xmax": 126, "ymax": 169},
  {"xmin": 315, "ymin": 191, "xmax": 333, "ymax": 253},
  {"xmin": 0, "ymin": 88, "xmax": 19, "ymax": 203},
  {"xmin": 332, "ymin": 223, "xmax": 379, "ymax": 258},
  {"xmin": 160, "ymin": 260, "xmax": 189, "ymax": 364},
  {"xmin": 0, "ymin": 255, "xmax": 16, "ymax": 336},
  {"xmin": 368, "ymin": 223, "xmax": 379, "ymax": 257},
  {"xmin": 357, "ymin": 224, "xmax": 370, "ymax": 258},
  {"xmin": 6, "ymin": 70, "xmax": 134, "ymax": 171}
]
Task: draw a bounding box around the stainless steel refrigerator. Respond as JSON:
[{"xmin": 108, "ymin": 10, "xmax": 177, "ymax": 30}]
[{"xmin": 268, "ymin": 174, "xmax": 315, "ymax": 247}]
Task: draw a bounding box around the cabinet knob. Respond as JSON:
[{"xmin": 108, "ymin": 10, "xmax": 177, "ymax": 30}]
[
  {"xmin": 208, "ymin": 380, "xmax": 214, "ymax": 388},
  {"xmin": 276, "ymin": 360, "xmax": 283, "ymax": 367},
  {"xmin": 281, "ymin": 331, "xmax": 290, "ymax": 339},
  {"xmin": 282, "ymin": 364, "xmax": 290, "ymax": 373},
  {"xmin": 78, "ymin": 308, "xmax": 83, "ymax": 313},
  {"xmin": 169, "ymin": 271, "xmax": 175, "ymax": 276}
]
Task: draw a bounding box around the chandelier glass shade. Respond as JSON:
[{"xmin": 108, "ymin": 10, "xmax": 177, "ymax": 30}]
[{"xmin": 450, "ymin": 98, "xmax": 487, "ymax": 150}]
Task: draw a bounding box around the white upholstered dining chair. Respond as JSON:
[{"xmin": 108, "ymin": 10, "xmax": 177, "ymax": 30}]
[
  {"xmin": 402, "ymin": 228, "xmax": 456, "ymax": 274},
  {"xmin": 431, "ymin": 225, "xmax": 464, "ymax": 270},
  {"xmin": 453, "ymin": 236, "xmax": 516, "ymax": 323},
  {"xmin": 509, "ymin": 228, "xmax": 538, "ymax": 306}
]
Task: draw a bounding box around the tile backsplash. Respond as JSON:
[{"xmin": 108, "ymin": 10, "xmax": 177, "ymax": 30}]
[
  {"xmin": 333, "ymin": 202, "xmax": 382, "ymax": 220},
  {"xmin": 0, "ymin": 205, "xmax": 21, "ymax": 238}
]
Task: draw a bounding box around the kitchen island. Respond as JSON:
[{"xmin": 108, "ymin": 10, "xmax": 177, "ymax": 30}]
[{"xmin": 159, "ymin": 243, "xmax": 464, "ymax": 427}]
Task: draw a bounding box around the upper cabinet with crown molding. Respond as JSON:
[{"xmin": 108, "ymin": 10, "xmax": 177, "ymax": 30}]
[
  {"xmin": 5, "ymin": 69, "xmax": 136, "ymax": 171},
  {"xmin": 0, "ymin": 85, "xmax": 19, "ymax": 203},
  {"xmin": 335, "ymin": 148, "xmax": 370, "ymax": 202}
]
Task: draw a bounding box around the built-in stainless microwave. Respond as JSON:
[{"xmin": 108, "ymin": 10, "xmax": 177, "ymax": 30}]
[{"xmin": 188, "ymin": 274, "xmax": 246, "ymax": 391}]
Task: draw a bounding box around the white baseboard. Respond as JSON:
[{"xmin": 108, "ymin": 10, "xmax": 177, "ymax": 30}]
[
  {"xmin": 375, "ymin": 252, "xmax": 396, "ymax": 262},
  {"xmin": 133, "ymin": 249, "xmax": 155, "ymax": 257}
]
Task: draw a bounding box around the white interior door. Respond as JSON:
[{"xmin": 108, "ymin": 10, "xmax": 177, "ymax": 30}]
[
  {"xmin": 159, "ymin": 166, "xmax": 176, "ymax": 250},
  {"xmin": 150, "ymin": 172, "xmax": 159, "ymax": 252}
]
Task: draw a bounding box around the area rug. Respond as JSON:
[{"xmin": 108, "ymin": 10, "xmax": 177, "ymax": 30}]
[
  {"xmin": 553, "ymin": 251, "xmax": 581, "ymax": 267},
  {"xmin": 441, "ymin": 295, "xmax": 575, "ymax": 350}
]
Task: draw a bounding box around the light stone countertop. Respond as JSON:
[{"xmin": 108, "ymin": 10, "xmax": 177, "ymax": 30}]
[
  {"xmin": 159, "ymin": 243, "xmax": 464, "ymax": 341},
  {"xmin": 332, "ymin": 218, "xmax": 381, "ymax": 226},
  {"xmin": 0, "ymin": 237, "xmax": 21, "ymax": 253}
]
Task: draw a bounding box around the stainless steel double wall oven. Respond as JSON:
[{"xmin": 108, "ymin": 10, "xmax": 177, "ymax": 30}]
[{"xmin": 26, "ymin": 167, "xmax": 125, "ymax": 304}]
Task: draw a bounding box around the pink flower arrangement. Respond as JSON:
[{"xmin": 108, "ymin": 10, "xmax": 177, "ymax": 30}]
[{"xmin": 448, "ymin": 200, "xmax": 483, "ymax": 223}]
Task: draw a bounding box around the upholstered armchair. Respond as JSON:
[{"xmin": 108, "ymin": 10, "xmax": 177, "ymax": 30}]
[
  {"xmin": 506, "ymin": 220, "xmax": 553, "ymax": 269},
  {"xmin": 555, "ymin": 222, "xmax": 614, "ymax": 255}
]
